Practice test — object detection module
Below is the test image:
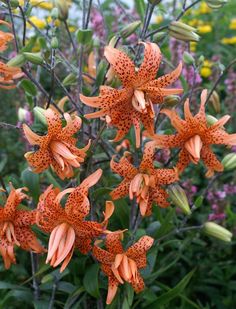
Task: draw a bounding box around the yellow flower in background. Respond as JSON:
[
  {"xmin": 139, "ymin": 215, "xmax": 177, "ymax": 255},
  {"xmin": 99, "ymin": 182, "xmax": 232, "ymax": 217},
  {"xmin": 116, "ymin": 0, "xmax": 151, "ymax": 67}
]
[
  {"xmin": 229, "ymin": 18, "xmax": 236, "ymax": 30},
  {"xmin": 200, "ymin": 60, "xmax": 213, "ymax": 78},
  {"xmin": 221, "ymin": 36, "xmax": 236, "ymax": 45},
  {"xmin": 28, "ymin": 16, "xmax": 46, "ymax": 29},
  {"xmin": 197, "ymin": 2, "xmax": 212, "ymax": 14},
  {"xmin": 187, "ymin": 19, "xmax": 200, "ymax": 27},
  {"xmin": 19, "ymin": 0, "xmax": 53, "ymax": 10},
  {"xmin": 46, "ymin": 16, "xmax": 61, "ymax": 27},
  {"xmin": 198, "ymin": 24, "xmax": 212, "ymax": 34},
  {"xmin": 190, "ymin": 41, "xmax": 197, "ymax": 52},
  {"xmin": 155, "ymin": 16, "xmax": 163, "ymax": 24}
]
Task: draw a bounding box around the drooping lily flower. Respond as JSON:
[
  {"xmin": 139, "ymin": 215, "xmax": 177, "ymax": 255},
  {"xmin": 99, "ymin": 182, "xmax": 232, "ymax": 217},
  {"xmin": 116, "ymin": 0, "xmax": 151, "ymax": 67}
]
[
  {"xmin": 149, "ymin": 89, "xmax": 236, "ymax": 177},
  {"xmin": 93, "ymin": 233, "xmax": 154, "ymax": 304},
  {"xmin": 23, "ymin": 108, "xmax": 91, "ymax": 179},
  {"xmin": 0, "ymin": 61, "xmax": 22, "ymax": 89},
  {"xmin": 110, "ymin": 142, "xmax": 179, "ymax": 216},
  {"xmin": 0, "ymin": 185, "xmax": 45, "ymax": 269},
  {"xmin": 80, "ymin": 42, "xmax": 182, "ymax": 147},
  {"xmin": 36, "ymin": 169, "xmax": 114, "ymax": 272},
  {"xmin": 0, "ymin": 20, "xmax": 14, "ymax": 52}
]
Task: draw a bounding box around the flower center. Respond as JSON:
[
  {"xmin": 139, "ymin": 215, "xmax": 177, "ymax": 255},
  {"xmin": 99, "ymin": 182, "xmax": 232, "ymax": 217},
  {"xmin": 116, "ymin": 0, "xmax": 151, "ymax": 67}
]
[
  {"xmin": 184, "ymin": 135, "xmax": 203, "ymax": 164},
  {"xmin": 132, "ymin": 90, "xmax": 154, "ymax": 116},
  {"xmin": 129, "ymin": 173, "xmax": 155, "ymax": 216},
  {"xmin": 46, "ymin": 222, "xmax": 75, "ymax": 273},
  {"xmin": 111, "ymin": 253, "xmax": 138, "ymax": 284},
  {"xmin": 0, "ymin": 221, "xmax": 19, "ymax": 246},
  {"xmin": 50, "ymin": 140, "xmax": 82, "ymax": 171}
]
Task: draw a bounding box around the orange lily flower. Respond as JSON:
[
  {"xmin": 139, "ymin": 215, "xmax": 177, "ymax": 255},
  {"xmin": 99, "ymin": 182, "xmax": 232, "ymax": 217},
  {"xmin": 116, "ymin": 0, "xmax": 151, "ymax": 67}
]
[
  {"xmin": 23, "ymin": 108, "xmax": 91, "ymax": 179},
  {"xmin": 0, "ymin": 20, "xmax": 14, "ymax": 52},
  {"xmin": 93, "ymin": 233, "xmax": 154, "ymax": 304},
  {"xmin": 110, "ymin": 142, "xmax": 179, "ymax": 216},
  {"xmin": 83, "ymin": 52, "xmax": 96, "ymax": 84},
  {"xmin": 150, "ymin": 89, "xmax": 236, "ymax": 177},
  {"xmin": 80, "ymin": 42, "xmax": 183, "ymax": 147},
  {"xmin": 0, "ymin": 185, "xmax": 45, "ymax": 269},
  {"xmin": 0, "ymin": 61, "xmax": 22, "ymax": 89},
  {"xmin": 36, "ymin": 169, "xmax": 114, "ymax": 272}
]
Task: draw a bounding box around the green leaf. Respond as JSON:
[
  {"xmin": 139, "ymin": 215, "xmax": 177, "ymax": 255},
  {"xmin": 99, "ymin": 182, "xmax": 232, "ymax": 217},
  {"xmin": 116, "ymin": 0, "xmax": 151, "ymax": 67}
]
[
  {"xmin": 19, "ymin": 79, "xmax": 37, "ymax": 96},
  {"xmin": 154, "ymin": 208, "xmax": 175, "ymax": 239},
  {"xmin": 21, "ymin": 168, "xmax": 40, "ymax": 201},
  {"xmin": 144, "ymin": 269, "xmax": 196, "ymax": 308},
  {"xmin": 194, "ymin": 196, "xmax": 204, "ymax": 208},
  {"xmin": 76, "ymin": 29, "xmax": 93, "ymax": 44},
  {"xmin": 83, "ymin": 264, "xmax": 100, "ymax": 298},
  {"xmin": 0, "ymin": 154, "xmax": 7, "ymax": 173},
  {"xmin": 134, "ymin": 0, "xmax": 145, "ymax": 21}
]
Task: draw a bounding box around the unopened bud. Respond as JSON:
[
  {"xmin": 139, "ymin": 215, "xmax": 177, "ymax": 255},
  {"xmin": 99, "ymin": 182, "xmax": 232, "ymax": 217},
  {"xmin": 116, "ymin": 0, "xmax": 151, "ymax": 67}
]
[
  {"xmin": 198, "ymin": 55, "xmax": 205, "ymax": 66},
  {"xmin": 209, "ymin": 91, "xmax": 220, "ymax": 113},
  {"xmin": 164, "ymin": 95, "xmax": 180, "ymax": 108},
  {"xmin": 51, "ymin": 8, "xmax": 59, "ymax": 19},
  {"xmin": 23, "ymin": 52, "xmax": 44, "ymax": 65},
  {"xmin": 153, "ymin": 31, "xmax": 166, "ymax": 42},
  {"xmin": 54, "ymin": 0, "xmax": 68, "ymax": 21},
  {"xmin": 183, "ymin": 51, "xmax": 195, "ymax": 65},
  {"xmin": 206, "ymin": 114, "xmax": 218, "ymax": 126},
  {"xmin": 206, "ymin": 0, "xmax": 227, "ymax": 9},
  {"xmin": 7, "ymin": 54, "xmax": 26, "ymax": 67},
  {"xmin": 33, "ymin": 107, "xmax": 47, "ymax": 126},
  {"xmin": 120, "ymin": 21, "xmax": 141, "ymax": 38},
  {"xmin": 203, "ymin": 222, "xmax": 232, "ymax": 242},
  {"xmin": 169, "ymin": 21, "xmax": 200, "ymax": 42},
  {"xmin": 167, "ymin": 184, "xmax": 191, "ymax": 215},
  {"xmin": 222, "ymin": 153, "xmax": 236, "ymax": 171},
  {"xmin": 108, "ymin": 36, "xmax": 118, "ymax": 48},
  {"xmin": 18, "ymin": 107, "xmax": 28, "ymax": 122},
  {"xmin": 62, "ymin": 73, "xmax": 77, "ymax": 86},
  {"xmin": 51, "ymin": 37, "xmax": 59, "ymax": 49}
]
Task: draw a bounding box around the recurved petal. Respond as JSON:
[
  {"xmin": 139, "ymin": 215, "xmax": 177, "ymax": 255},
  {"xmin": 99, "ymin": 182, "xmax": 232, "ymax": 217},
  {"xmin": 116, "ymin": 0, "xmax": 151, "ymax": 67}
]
[
  {"xmin": 14, "ymin": 226, "xmax": 45, "ymax": 253},
  {"xmin": 65, "ymin": 191, "xmax": 90, "ymax": 221},
  {"xmin": 201, "ymin": 145, "xmax": 224, "ymax": 177},
  {"xmin": 150, "ymin": 133, "xmax": 181, "ymax": 148},
  {"xmin": 92, "ymin": 245, "xmax": 115, "ymax": 264},
  {"xmin": 105, "ymin": 233, "xmax": 124, "ymax": 254},
  {"xmin": 15, "ymin": 210, "xmax": 36, "ymax": 226},
  {"xmin": 4, "ymin": 187, "xmax": 28, "ymax": 219},
  {"xmin": 131, "ymin": 271, "xmax": 145, "ymax": 293},
  {"xmin": 161, "ymin": 108, "xmax": 186, "ymax": 132},
  {"xmin": 62, "ymin": 113, "xmax": 82, "ymax": 136},
  {"xmin": 195, "ymin": 89, "xmax": 207, "ymax": 122},
  {"xmin": 23, "ymin": 124, "xmax": 42, "ymax": 145},
  {"xmin": 25, "ymin": 148, "xmax": 52, "ymax": 174},
  {"xmin": 184, "ymin": 98, "xmax": 194, "ymax": 121},
  {"xmin": 176, "ymin": 149, "xmax": 191, "ymax": 174},
  {"xmin": 155, "ymin": 168, "xmax": 179, "ymax": 185},
  {"xmin": 146, "ymin": 62, "xmax": 182, "ymax": 88},
  {"xmin": 110, "ymin": 156, "xmax": 138, "ymax": 178},
  {"xmin": 106, "ymin": 274, "xmax": 119, "ymax": 305},
  {"xmin": 104, "ymin": 46, "xmax": 136, "ymax": 87},
  {"xmin": 140, "ymin": 141, "xmax": 155, "ymax": 171},
  {"xmin": 136, "ymin": 42, "xmax": 162, "ymax": 85},
  {"xmin": 45, "ymin": 108, "xmax": 62, "ymax": 135},
  {"xmin": 126, "ymin": 236, "xmax": 154, "ymax": 261},
  {"xmin": 110, "ymin": 179, "xmax": 130, "ymax": 200},
  {"xmin": 79, "ymin": 169, "xmax": 102, "ymax": 194},
  {"xmin": 153, "ymin": 187, "xmax": 170, "ymax": 208},
  {"xmin": 75, "ymin": 237, "xmax": 93, "ymax": 254}
]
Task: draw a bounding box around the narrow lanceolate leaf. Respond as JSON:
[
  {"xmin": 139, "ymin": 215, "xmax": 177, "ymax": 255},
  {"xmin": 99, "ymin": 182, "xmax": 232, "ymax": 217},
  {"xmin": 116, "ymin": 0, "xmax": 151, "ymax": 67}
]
[
  {"xmin": 144, "ymin": 269, "xmax": 196, "ymax": 308},
  {"xmin": 83, "ymin": 264, "xmax": 100, "ymax": 298},
  {"xmin": 21, "ymin": 168, "xmax": 40, "ymax": 201}
]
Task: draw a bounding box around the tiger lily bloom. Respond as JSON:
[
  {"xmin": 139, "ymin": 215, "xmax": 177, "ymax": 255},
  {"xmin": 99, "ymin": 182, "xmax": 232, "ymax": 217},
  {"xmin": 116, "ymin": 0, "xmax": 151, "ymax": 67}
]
[
  {"xmin": 36, "ymin": 169, "xmax": 114, "ymax": 272},
  {"xmin": 110, "ymin": 142, "xmax": 179, "ymax": 216},
  {"xmin": 150, "ymin": 90, "xmax": 236, "ymax": 177},
  {"xmin": 93, "ymin": 233, "xmax": 154, "ymax": 304},
  {"xmin": 80, "ymin": 42, "xmax": 182, "ymax": 148},
  {"xmin": 0, "ymin": 185, "xmax": 45, "ymax": 269},
  {"xmin": 23, "ymin": 108, "xmax": 91, "ymax": 179},
  {"xmin": 0, "ymin": 20, "xmax": 14, "ymax": 52},
  {"xmin": 0, "ymin": 61, "xmax": 22, "ymax": 89}
]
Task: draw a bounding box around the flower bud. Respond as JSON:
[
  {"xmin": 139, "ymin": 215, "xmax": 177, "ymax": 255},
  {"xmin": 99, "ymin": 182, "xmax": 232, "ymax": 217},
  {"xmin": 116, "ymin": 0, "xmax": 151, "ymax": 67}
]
[
  {"xmin": 51, "ymin": 8, "xmax": 59, "ymax": 19},
  {"xmin": 23, "ymin": 52, "xmax": 44, "ymax": 65},
  {"xmin": 153, "ymin": 32, "xmax": 166, "ymax": 42},
  {"xmin": 7, "ymin": 54, "xmax": 26, "ymax": 67},
  {"xmin": 51, "ymin": 37, "xmax": 59, "ymax": 49},
  {"xmin": 209, "ymin": 91, "xmax": 220, "ymax": 113},
  {"xmin": 108, "ymin": 36, "xmax": 118, "ymax": 48},
  {"xmin": 54, "ymin": 0, "xmax": 68, "ymax": 21},
  {"xmin": 169, "ymin": 21, "xmax": 200, "ymax": 42},
  {"xmin": 62, "ymin": 73, "xmax": 77, "ymax": 86},
  {"xmin": 203, "ymin": 222, "xmax": 232, "ymax": 242},
  {"xmin": 120, "ymin": 21, "xmax": 141, "ymax": 38},
  {"xmin": 206, "ymin": 0, "xmax": 227, "ymax": 9},
  {"xmin": 163, "ymin": 95, "xmax": 180, "ymax": 108},
  {"xmin": 33, "ymin": 107, "xmax": 47, "ymax": 126},
  {"xmin": 206, "ymin": 114, "xmax": 218, "ymax": 126},
  {"xmin": 183, "ymin": 51, "xmax": 195, "ymax": 65},
  {"xmin": 222, "ymin": 153, "xmax": 236, "ymax": 171},
  {"xmin": 18, "ymin": 107, "xmax": 28, "ymax": 122},
  {"xmin": 167, "ymin": 184, "xmax": 191, "ymax": 215}
]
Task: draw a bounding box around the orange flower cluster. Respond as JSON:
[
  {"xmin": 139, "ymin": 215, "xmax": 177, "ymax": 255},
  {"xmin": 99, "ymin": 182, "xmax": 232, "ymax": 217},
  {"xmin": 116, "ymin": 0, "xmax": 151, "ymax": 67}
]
[
  {"xmin": 0, "ymin": 19, "xmax": 22, "ymax": 89},
  {"xmin": 1, "ymin": 23, "xmax": 236, "ymax": 305}
]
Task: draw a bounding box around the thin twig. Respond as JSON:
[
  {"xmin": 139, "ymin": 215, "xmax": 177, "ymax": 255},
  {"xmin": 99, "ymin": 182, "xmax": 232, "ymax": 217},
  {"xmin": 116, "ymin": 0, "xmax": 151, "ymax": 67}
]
[
  {"xmin": 18, "ymin": 6, "xmax": 26, "ymax": 46},
  {"xmin": 6, "ymin": 0, "xmax": 19, "ymax": 51},
  {"xmin": 30, "ymin": 252, "xmax": 40, "ymax": 301}
]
